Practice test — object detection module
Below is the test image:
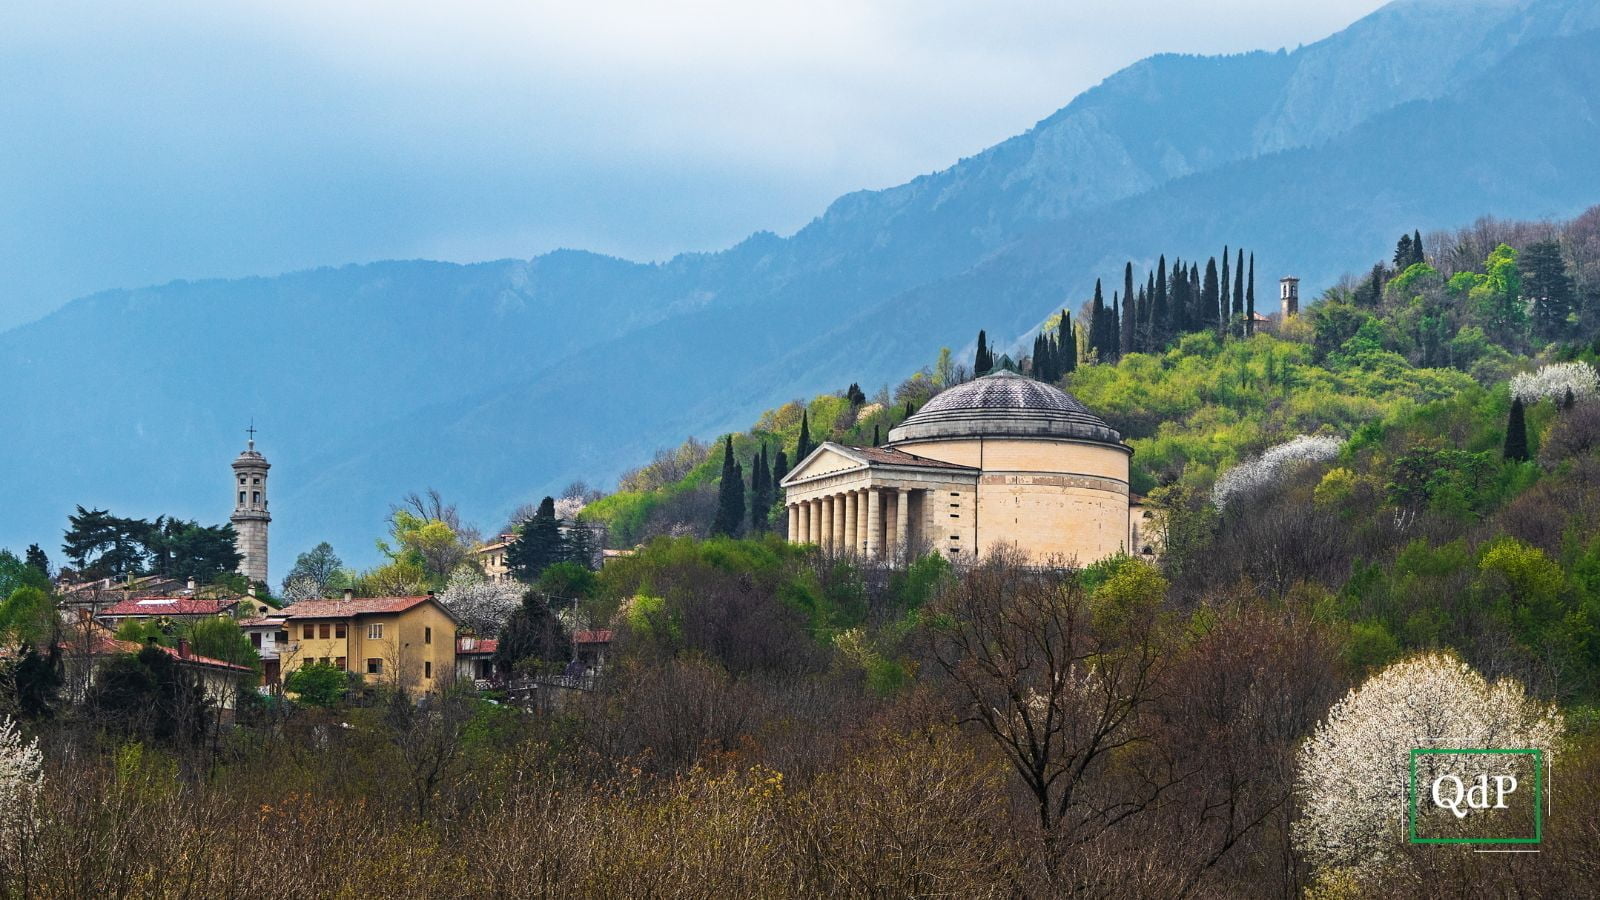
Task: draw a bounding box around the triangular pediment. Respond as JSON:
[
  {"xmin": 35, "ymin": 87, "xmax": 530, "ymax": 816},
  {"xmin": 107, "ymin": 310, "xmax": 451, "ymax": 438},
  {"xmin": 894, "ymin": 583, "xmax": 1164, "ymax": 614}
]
[{"xmin": 780, "ymin": 442, "xmax": 868, "ymax": 487}]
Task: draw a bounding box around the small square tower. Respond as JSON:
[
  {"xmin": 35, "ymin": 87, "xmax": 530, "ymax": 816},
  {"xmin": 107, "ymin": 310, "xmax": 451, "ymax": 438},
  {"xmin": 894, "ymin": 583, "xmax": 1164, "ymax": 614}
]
[{"xmin": 1280, "ymin": 276, "xmax": 1300, "ymax": 318}]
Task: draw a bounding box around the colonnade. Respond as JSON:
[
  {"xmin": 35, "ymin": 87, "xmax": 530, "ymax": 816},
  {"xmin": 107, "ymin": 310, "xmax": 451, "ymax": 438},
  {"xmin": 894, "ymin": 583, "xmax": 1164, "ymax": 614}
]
[{"xmin": 787, "ymin": 486, "xmax": 917, "ymax": 561}]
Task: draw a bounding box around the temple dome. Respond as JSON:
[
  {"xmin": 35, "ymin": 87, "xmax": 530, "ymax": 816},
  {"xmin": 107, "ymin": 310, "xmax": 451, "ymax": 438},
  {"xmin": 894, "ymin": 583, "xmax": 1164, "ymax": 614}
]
[{"xmin": 886, "ymin": 369, "xmax": 1126, "ymax": 447}]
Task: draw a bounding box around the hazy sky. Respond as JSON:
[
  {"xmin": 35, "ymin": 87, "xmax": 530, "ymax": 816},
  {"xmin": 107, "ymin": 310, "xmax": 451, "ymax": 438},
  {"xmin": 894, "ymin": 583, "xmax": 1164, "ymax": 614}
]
[{"xmin": 0, "ymin": 0, "xmax": 1390, "ymax": 330}]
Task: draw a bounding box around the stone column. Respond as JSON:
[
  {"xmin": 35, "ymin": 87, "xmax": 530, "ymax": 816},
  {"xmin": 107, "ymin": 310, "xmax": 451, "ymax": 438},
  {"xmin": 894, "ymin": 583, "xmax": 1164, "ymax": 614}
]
[
  {"xmin": 825, "ymin": 493, "xmax": 838, "ymax": 550},
  {"xmin": 895, "ymin": 490, "xmax": 911, "ymax": 563},
  {"xmin": 865, "ymin": 488, "xmax": 882, "ymax": 560},
  {"xmin": 882, "ymin": 489, "xmax": 896, "ymax": 561},
  {"xmin": 788, "ymin": 504, "xmax": 799, "ymax": 542},
  {"xmin": 809, "ymin": 499, "xmax": 822, "ymax": 545},
  {"xmin": 845, "ymin": 491, "xmax": 859, "ymax": 556}
]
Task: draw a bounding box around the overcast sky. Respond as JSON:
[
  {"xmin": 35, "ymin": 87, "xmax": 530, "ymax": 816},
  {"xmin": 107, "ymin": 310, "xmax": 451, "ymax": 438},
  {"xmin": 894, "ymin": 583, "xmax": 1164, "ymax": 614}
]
[{"xmin": 0, "ymin": 0, "xmax": 1390, "ymax": 330}]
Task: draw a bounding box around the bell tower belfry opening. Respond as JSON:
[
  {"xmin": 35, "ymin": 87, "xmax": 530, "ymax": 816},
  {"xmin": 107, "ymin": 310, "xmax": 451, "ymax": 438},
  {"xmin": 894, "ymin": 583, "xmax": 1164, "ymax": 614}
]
[{"xmin": 231, "ymin": 425, "xmax": 271, "ymax": 585}]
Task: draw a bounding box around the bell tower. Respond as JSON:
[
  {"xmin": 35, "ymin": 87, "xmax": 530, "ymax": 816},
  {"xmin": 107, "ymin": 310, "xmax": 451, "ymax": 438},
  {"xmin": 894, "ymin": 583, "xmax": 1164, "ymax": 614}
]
[
  {"xmin": 231, "ymin": 425, "xmax": 271, "ymax": 585},
  {"xmin": 1280, "ymin": 276, "xmax": 1301, "ymax": 319}
]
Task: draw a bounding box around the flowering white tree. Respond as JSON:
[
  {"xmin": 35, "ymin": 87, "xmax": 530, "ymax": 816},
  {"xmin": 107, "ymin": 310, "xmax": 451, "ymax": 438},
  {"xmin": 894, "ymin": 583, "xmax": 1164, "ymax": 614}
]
[
  {"xmin": 1510, "ymin": 361, "xmax": 1600, "ymax": 404},
  {"xmin": 553, "ymin": 495, "xmax": 588, "ymax": 521},
  {"xmin": 1212, "ymin": 434, "xmax": 1342, "ymax": 511},
  {"xmin": 280, "ymin": 575, "xmax": 325, "ymax": 605},
  {"xmin": 1294, "ymin": 651, "xmax": 1562, "ymax": 876},
  {"xmin": 0, "ymin": 714, "xmax": 42, "ymax": 852},
  {"xmin": 439, "ymin": 567, "xmax": 522, "ymax": 636}
]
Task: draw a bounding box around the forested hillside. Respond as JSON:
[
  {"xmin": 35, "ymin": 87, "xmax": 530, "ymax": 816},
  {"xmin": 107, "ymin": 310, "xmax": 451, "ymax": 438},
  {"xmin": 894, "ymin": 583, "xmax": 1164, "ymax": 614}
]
[{"xmin": 8, "ymin": 211, "xmax": 1600, "ymax": 898}]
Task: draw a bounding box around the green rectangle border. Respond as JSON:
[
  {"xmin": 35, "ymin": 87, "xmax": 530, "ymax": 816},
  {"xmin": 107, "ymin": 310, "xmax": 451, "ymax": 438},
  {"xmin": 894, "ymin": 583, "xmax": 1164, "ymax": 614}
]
[{"xmin": 1407, "ymin": 748, "xmax": 1543, "ymax": 844}]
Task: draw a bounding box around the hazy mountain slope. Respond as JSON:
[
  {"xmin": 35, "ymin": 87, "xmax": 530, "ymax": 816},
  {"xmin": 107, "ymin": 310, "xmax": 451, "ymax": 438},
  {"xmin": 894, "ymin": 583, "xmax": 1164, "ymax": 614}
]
[{"xmin": 5, "ymin": 0, "xmax": 1599, "ymax": 577}]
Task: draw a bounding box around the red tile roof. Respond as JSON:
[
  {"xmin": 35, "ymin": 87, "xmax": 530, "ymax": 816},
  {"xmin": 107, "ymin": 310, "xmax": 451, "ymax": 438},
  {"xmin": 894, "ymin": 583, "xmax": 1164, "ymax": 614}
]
[
  {"xmin": 58, "ymin": 630, "xmax": 254, "ymax": 673},
  {"xmin": 848, "ymin": 446, "xmax": 979, "ymax": 471},
  {"xmin": 100, "ymin": 596, "xmax": 239, "ymax": 618},
  {"xmin": 281, "ymin": 596, "xmax": 434, "ymax": 619},
  {"xmin": 574, "ymin": 629, "xmax": 614, "ymax": 644},
  {"xmin": 456, "ymin": 637, "xmax": 499, "ymax": 655}
]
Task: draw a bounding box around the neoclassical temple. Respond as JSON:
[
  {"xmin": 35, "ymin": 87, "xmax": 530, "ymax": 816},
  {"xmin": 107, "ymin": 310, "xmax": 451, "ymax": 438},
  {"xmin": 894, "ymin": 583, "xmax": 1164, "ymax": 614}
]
[{"xmin": 779, "ymin": 368, "xmax": 1136, "ymax": 565}]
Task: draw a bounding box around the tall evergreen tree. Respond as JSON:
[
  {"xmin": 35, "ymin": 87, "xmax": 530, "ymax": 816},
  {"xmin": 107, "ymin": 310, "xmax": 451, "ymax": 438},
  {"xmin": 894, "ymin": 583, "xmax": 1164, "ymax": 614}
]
[
  {"xmin": 975, "ymin": 330, "xmax": 992, "ymax": 376},
  {"xmin": 713, "ymin": 436, "xmax": 745, "ymax": 536},
  {"xmin": 1412, "ymin": 229, "xmax": 1425, "ymax": 266},
  {"xmin": 904, "ymin": 400, "xmax": 914, "ymax": 418},
  {"xmin": 772, "ymin": 449, "xmax": 790, "ymax": 494},
  {"xmin": 1060, "ymin": 311, "xmax": 1076, "ymax": 374},
  {"xmin": 1153, "ymin": 255, "xmax": 1169, "ymax": 348},
  {"xmin": 1232, "ymin": 248, "xmax": 1246, "ymax": 335},
  {"xmin": 1203, "ymin": 258, "xmax": 1222, "ymax": 333},
  {"xmin": 1123, "ymin": 262, "xmax": 1134, "ymax": 339},
  {"xmin": 872, "ymin": 424, "xmax": 881, "ymax": 446},
  {"xmin": 1523, "ymin": 240, "xmax": 1576, "ymax": 339},
  {"xmin": 1394, "ymin": 234, "xmax": 1414, "ymax": 269},
  {"xmin": 1504, "ymin": 397, "xmax": 1530, "ymax": 462},
  {"xmin": 796, "ymin": 410, "xmax": 814, "ymax": 462},
  {"xmin": 1246, "ymin": 253, "xmax": 1256, "ymax": 337},
  {"xmin": 748, "ymin": 446, "xmax": 768, "ymax": 533},
  {"xmin": 1220, "ymin": 247, "xmax": 1230, "ymax": 332},
  {"xmin": 506, "ymin": 497, "xmax": 564, "ymax": 582},
  {"xmin": 1120, "ymin": 283, "xmax": 1132, "ymax": 357}
]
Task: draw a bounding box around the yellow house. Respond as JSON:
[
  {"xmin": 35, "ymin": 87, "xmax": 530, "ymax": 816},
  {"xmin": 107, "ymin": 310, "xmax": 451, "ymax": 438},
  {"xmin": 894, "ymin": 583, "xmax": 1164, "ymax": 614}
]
[{"xmin": 279, "ymin": 591, "xmax": 458, "ymax": 696}]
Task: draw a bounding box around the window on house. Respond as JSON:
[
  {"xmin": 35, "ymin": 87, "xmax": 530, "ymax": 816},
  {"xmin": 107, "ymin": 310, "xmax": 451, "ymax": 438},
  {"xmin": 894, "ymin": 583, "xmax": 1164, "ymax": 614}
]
[
  {"xmin": 368, "ymin": 623, "xmax": 384, "ymax": 639},
  {"xmin": 276, "ymin": 630, "xmax": 288, "ymax": 644},
  {"xmin": 250, "ymin": 632, "xmax": 262, "ymax": 648},
  {"xmin": 424, "ymin": 626, "xmax": 432, "ymax": 645},
  {"xmin": 335, "ymin": 623, "xmax": 346, "ymax": 639},
  {"xmin": 424, "ymin": 661, "xmax": 432, "ymax": 679},
  {"xmin": 367, "ymin": 658, "xmax": 382, "ymax": 675},
  {"xmin": 320, "ymin": 657, "xmax": 330, "ymax": 666},
  {"xmin": 335, "ymin": 657, "xmax": 346, "ymax": 670},
  {"xmin": 318, "ymin": 622, "xmax": 330, "ymax": 639},
  {"xmin": 302, "ymin": 623, "xmax": 314, "ymax": 639}
]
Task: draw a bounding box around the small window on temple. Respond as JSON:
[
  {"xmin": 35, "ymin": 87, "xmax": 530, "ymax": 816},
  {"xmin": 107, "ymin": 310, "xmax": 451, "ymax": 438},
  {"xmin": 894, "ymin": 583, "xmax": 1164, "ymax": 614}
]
[
  {"xmin": 252, "ymin": 491, "xmax": 260, "ymax": 504},
  {"xmin": 239, "ymin": 491, "xmax": 246, "ymax": 504}
]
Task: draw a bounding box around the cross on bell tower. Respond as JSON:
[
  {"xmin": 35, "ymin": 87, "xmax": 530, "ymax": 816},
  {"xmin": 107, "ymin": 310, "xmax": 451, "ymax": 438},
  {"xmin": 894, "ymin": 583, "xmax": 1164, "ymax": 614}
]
[{"xmin": 231, "ymin": 425, "xmax": 271, "ymax": 585}]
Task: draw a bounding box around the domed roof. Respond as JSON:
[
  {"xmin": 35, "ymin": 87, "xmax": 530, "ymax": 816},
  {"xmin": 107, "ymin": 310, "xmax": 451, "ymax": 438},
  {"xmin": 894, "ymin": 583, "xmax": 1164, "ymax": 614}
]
[{"xmin": 887, "ymin": 369, "xmax": 1126, "ymax": 448}]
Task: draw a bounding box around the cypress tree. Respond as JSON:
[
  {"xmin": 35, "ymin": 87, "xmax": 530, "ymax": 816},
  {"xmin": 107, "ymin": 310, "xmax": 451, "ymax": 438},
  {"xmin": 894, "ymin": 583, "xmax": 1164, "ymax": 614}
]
[
  {"xmin": 904, "ymin": 400, "xmax": 914, "ymax": 418},
  {"xmin": 772, "ymin": 449, "xmax": 790, "ymax": 493},
  {"xmin": 1246, "ymin": 253, "xmax": 1256, "ymax": 337},
  {"xmin": 1118, "ymin": 289, "xmax": 1133, "ymax": 358},
  {"xmin": 1061, "ymin": 311, "xmax": 1077, "ymax": 374},
  {"xmin": 975, "ymin": 330, "xmax": 992, "ymax": 376},
  {"xmin": 1232, "ymin": 248, "xmax": 1246, "ymax": 335},
  {"xmin": 1189, "ymin": 264, "xmax": 1202, "ymax": 332},
  {"xmin": 872, "ymin": 424, "xmax": 881, "ymax": 446},
  {"xmin": 1123, "ymin": 262, "xmax": 1134, "ymax": 338},
  {"xmin": 1153, "ymin": 255, "xmax": 1169, "ymax": 348},
  {"xmin": 749, "ymin": 451, "xmax": 766, "ymax": 532},
  {"xmin": 713, "ymin": 436, "xmax": 745, "ymax": 536},
  {"xmin": 1203, "ymin": 258, "xmax": 1221, "ymax": 333},
  {"xmin": 796, "ymin": 410, "xmax": 813, "ymax": 463},
  {"xmin": 1412, "ymin": 229, "xmax": 1425, "ymax": 266},
  {"xmin": 1220, "ymin": 247, "xmax": 1230, "ymax": 332},
  {"xmin": 1504, "ymin": 397, "xmax": 1529, "ymax": 462}
]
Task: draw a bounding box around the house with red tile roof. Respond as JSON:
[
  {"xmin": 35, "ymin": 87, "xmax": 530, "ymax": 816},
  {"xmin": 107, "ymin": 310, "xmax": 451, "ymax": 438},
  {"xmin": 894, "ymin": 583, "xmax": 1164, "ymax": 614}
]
[{"xmin": 278, "ymin": 590, "xmax": 458, "ymax": 697}]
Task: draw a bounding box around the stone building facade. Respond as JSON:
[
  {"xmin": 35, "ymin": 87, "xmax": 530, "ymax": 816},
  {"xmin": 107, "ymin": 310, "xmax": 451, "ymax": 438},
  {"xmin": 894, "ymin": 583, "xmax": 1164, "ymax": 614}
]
[
  {"xmin": 231, "ymin": 434, "xmax": 271, "ymax": 584},
  {"xmin": 780, "ymin": 369, "xmax": 1135, "ymax": 566}
]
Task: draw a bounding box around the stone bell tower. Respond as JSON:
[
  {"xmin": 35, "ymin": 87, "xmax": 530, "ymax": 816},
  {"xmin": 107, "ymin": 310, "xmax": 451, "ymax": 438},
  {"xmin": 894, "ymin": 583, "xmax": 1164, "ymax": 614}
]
[
  {"xmin": 1280, "ymin": 276, "xmax": 1301, "ymax": 319},
  {"xmin": 231, "ymin": 426, "xmax": 271, "ymax": 585}
]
